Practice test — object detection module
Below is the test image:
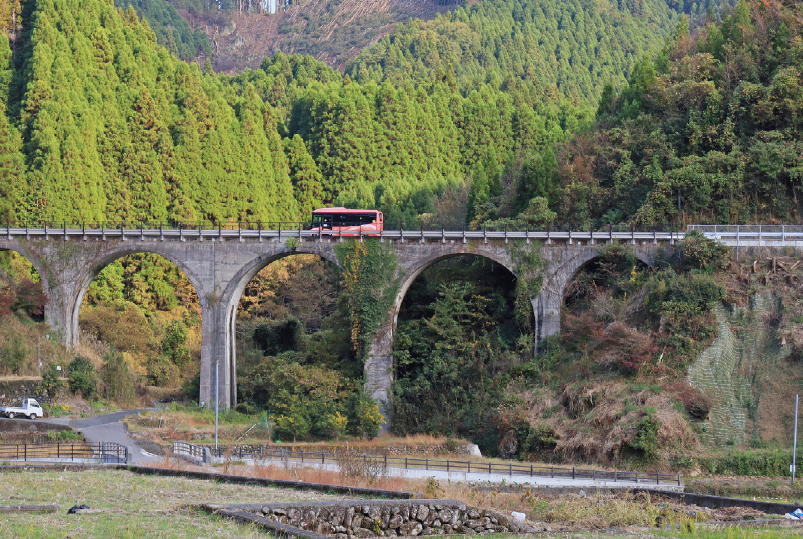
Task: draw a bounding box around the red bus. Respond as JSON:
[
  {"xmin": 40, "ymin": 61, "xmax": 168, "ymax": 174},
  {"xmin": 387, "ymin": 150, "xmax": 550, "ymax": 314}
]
[{"xmin": 310, "ymin": 207, "xmax": 384, "ymax": 234}]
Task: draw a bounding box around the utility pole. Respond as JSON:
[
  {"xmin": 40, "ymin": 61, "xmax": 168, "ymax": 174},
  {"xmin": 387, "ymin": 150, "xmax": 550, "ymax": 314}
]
[
  {"xmin": 215, "ymin": 359, "xmax": 219, "ymax": 454},
  {"xmin": 793, "ymin": 394, "xmax": 799, "ymax": 486}
]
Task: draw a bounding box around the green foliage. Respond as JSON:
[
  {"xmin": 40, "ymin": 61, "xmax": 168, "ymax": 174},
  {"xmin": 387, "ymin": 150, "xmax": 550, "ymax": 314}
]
[
  {"xmin": 629, "ymin": 411, "xmax": 660, "ymax": 461},
  {"xmin": 347, "ymin": 0, "xmax": 678, "ymax": 105},
  {"xmin": 100, "ymin": 350, "xmax": 137, "ymax": 406},
  {"xmin": 699, "ymin": 449, "xmax": 802, "ymax": 477},
  {"xmin": 67, "ymin": 356, "xmax": 98, "ymax": 398},
  {"xmin": 114, "ymin": 0, "xmax": 212, "ymax": 61},
  {"xmin": 561, "ymin": 0, "xmax": 803, "ymax": 226},
  {"xmin": 679, "ymin": 230, "xmax": 731, "ymax": 271},
  {"xmin": 345, "ymin": 388, "xmax": 384, "ymax": 440},
  {"xmin": 149, "ymin": 320, "xmax": 191, "ymax": 387},
  {"xmin": 0, "ymin": 335, "xmax": 27, "ymax": 375},
  {"xmin": 508, "ymin": 240, "xmax": 543, "ymax": 329},
  {"xmin": 238, "ymin": 352, "xmax": 353, "ymax": 441},
  {"xmin": 47, "ymin": 429, "xmax": 82, "ymax": 442},
  {"xmin": 391, "ymin": 257, "xmax": 525, "ymax": 441},
  {"xmin": 160, "ymin": 321, "xmax": 191, "ymax": 368},
  {"xmin": 334, "ymin": 240, "xmax": 400, "ymax": 359},
  {"xmin": 40, "ymin": 363, "xmax": 64, "ymax": 400},
  {"xmin": 253, "ymin": 319, "xmax": 303, "ymax": 357}
]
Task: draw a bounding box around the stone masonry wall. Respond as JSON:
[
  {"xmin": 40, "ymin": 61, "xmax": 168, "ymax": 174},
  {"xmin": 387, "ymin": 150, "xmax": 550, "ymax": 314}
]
[
  {"xmin": 232, "ymin": 500, "xmax": 536, "ymax": 538},
  {"xmin": 0, "ymin": 380, "xmax": 45, "ymax": 407}
]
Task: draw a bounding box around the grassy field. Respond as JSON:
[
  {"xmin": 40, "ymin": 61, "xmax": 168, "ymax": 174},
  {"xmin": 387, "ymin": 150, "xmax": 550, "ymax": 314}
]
[
  {"xmin": 3, "ymin": 466, "xmax": 803, "ymax": 539},
  {"xmin": 0, "ymin": 468, "xmax": 355, "ymax": 538}
]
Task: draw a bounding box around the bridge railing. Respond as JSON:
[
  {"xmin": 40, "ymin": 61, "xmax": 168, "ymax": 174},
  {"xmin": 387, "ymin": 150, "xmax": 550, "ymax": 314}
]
[
  {"xmin": 0, "ymin": 225, "xmax": 686, "ymax": 243},
  {"xmin": 0, "ymin": 220, "xmax": 681, "ymax": 233}
]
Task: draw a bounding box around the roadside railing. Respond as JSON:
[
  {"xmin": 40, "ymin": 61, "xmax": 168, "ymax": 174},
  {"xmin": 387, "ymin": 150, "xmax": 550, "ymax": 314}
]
[
  {"xmin": 688, "ymin": 224, "xmax": 803, "ymax": 243},
  {"xmin": 173, "ymin": 441, "xmax": 210, "ymax": 463},
  {"xmin": 207, "ymin": 445, "xmax": 680, "ymax": 486},
  {"xmin": 0, "ymin": 442, "xmax": 128, "ymax": 463},
  {"xmin": 0, "ymin": 225, "xmax": 684, "ymax": 244}
]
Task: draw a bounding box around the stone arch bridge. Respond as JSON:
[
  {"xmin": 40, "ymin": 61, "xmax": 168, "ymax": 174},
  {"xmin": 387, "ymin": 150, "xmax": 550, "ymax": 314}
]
[{"xmin": 0, "ymin": 226, "xmax": 680, "ymax": 410}]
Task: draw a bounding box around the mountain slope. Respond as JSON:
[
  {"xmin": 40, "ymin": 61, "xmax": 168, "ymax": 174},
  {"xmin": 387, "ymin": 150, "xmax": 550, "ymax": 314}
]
[
  {"xmin": 346, "ymin": 0, "xmax": 680, "ymax": 103},
  {"xmin": 178, "ymin": 0, "xmax": 459, "ymax": 73}
]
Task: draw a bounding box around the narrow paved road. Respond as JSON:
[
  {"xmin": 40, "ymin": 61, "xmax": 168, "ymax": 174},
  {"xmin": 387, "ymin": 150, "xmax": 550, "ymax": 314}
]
[{"xmin": 45, "ymin": 409, "xmax": 158, "ymax": 464}]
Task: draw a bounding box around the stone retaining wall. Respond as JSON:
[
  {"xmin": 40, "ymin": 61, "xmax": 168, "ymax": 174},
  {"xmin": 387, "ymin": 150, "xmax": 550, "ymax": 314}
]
[
  {"xmin": 217, "ymin": 500, "xmax": 537, "ymax": 538},
  {"xmin": 0, "ymin": 381, "xmax": 44, "ymax": 407}
]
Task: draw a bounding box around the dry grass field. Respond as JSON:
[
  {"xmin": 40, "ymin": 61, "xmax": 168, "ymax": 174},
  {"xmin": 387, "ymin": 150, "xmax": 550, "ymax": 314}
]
[
  {"xmin": 0, "ymin": 468, "xmax": 356, "ymax": 538},
  {"xmin": 3, "ymin": 463, "xmax": 803, "ymax": 538}
]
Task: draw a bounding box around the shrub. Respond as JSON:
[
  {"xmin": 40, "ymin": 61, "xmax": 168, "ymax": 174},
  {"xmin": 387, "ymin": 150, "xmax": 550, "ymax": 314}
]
[
  {"xmin": 67, "ymin": 356, "xmax": 98, "ymax": 398},
  {"xmin": 40, "ymin": 363, "xmax": 64, "ymax": 400},
  {"xmin": 679, "ymin": 230, "xmax": 730, "ymax": 270},
  {"xmin": 346, "ymin": 389, "xmax": 384, "ymax": 440},
  {"xmin": 100, "ymin": 349, "xmax": 136, "ymax": 405},
  {"xmin": 629, "ymin": 411, "xmax": 660, "ymax": 462},
  {"xmin": 335, "ymin": 449, "xmax": 388, "ymax": 484},
  {"xmin": 318, "ymin": 411, "xmax": 348, "ymax": 440},
  {"xmin": 1, "ymin": 335, "xmax": 27, "ymax": 374}
]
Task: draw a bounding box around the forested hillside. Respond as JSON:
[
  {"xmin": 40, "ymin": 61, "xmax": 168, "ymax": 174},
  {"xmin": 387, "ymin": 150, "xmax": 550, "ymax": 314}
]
[
  {"xmin": 497, "ymin": 0, "xmax": 803, "ymax": 228},
  {"xmin": 0, "ymin": 0, "xmax": 592, "ymax": 227},
  {"xmin": 3, "ymin": 0, "xmax": 803, "ymax": 465},
  {"xmin": 347, "ymin": 0, "xmax": 680, "ymax": 103},
  {"xmin": 112, "ymin": 0, "xmax": 211, "ymax": 62}
]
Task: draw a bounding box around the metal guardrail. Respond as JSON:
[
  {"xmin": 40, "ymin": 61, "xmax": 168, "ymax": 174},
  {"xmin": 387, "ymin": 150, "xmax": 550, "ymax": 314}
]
[
  {"xmin": 688, "ymin": 224, "xmax": 803, "ymax": 243},
  {"xmin": 0, "ymin": 442, "xmax": 128, "ymax": 463},
  {"xmin": 6, "ymin": 223, "xmax": 800, "ymax": 246},
  {"xmin": 173, "ymin": 441, "xmax": 209, "ymax": 462},
  {"xmin": 206, "ymin": 445, "xmax": 680, "ymax": 486},
  {"xmin": 0, "ymin": 226, "xmax": 683, "ymax": 244}
]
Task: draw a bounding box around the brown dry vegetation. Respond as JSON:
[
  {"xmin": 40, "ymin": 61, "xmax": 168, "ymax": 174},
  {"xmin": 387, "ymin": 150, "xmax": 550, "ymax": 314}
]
[
  {"xmin": 143, "ymin": 457, "xmax": 772, "ymax": 530},
  {"xmin": 183, "ymin": 0, "xmax": 457, "ymax": 73},
  {"xmin": 520, "ymin": 382, "xmax": 699, "ymax": 466}
]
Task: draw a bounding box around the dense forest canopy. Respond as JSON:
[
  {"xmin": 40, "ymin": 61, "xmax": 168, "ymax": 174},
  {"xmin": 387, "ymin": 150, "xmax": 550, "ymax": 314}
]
[
  {"xmin": 347, "ymin": 0, "xmax": 680, "ymax": 104},
  {"xmin": 0, "ymin": 0, "xmax": 595, "ymax": 228},
  {"xmin": 113, "ymin": 0, "xmax": 212, "ymax": 61}
]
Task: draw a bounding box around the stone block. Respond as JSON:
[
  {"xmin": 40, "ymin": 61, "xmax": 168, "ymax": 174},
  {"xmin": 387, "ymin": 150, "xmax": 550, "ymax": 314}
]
[
  {"xmin": 400, "ymin": 521, "xmax": 423, "ymax": 536},
  {"xmin": 345, "ymin": 506, "xmax": 355, "ymax": 528}
]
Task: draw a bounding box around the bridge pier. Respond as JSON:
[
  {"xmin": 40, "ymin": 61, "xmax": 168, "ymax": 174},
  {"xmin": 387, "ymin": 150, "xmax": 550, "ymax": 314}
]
[{"xmin": 199, "ymin": 300, "xmax": 234, "ymax": 408}]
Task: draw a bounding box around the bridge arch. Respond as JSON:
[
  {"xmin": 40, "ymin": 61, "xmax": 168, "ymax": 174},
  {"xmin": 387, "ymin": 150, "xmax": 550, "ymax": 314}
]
[
  {"xmin": 532, "ymin": 244, "xmax": 658, "ymax": 345},
  {"xmin": 365, "ymin": 249, "xmax": 517, "ymax": 412},
  {"xmin": 217, "ymin": 246, "xmax": 342, "ymax": 406},
  {"xmin": 70, "ymin": 248, "xmax": 208, "ymax": 349},
  {"xmin": 393, "ymin": 251, "xmax": 516, "ymax": 331}
]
